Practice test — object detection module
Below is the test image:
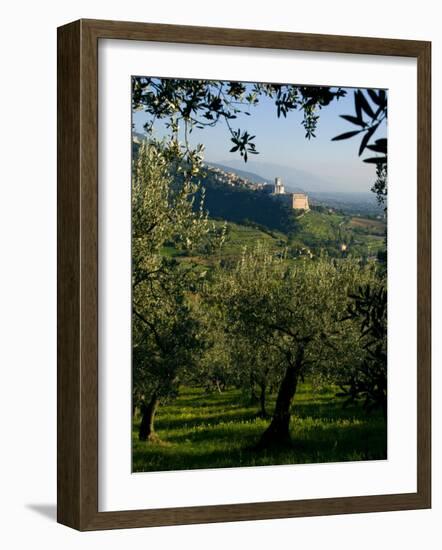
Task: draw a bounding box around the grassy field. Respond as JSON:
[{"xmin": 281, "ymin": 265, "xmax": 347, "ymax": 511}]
[
  {"xmin": 169, "ymin": 221, "xmax": 288, "ymax": 267},
  {"xmin": 349, "ymin": 216, "xmax": 386, "ymax": 235},
  {"xmin": 296, "ymin": 210, "xmax": 345, "ymax": 242},
  {"xmin": 165, "ymin": 212, "xmax": 386, "ymax": 267},
  {"xmin": 132, "ymin": 384, "xmax": 387, "ymax": 473},
  {"xmin": 289, "ymin": 210, "xmax": 386, "ymax": 258},
  {"xmin": 219, "ymin": 221, "xmax": 287, "ymax": 256}
]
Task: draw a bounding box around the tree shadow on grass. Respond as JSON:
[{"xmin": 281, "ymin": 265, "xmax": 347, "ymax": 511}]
[
  {"xmin": 133, "ymin": 416, "xmax": 387, "ymax": 473},
  {"xmin": 133, "ymin": 385, "xmax": 387, "ymax": 473},
  {"xmin": 165, "ymin": 390, "xmax": 242, "ymax": 409},
  {"xmin": 292, "ymin": 399, "xmax": 385, "ymax": 423},
  {"xmin": 153, "ymin": 402, "xmax": 384, "ymax": 436},
  {"xmin": 155, "ymin": 409, "xmax": 258, "ymax": 431}
]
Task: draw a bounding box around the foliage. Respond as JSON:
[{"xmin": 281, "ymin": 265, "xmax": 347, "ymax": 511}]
[
  {"xmin": 204, "ymin": 247, "xmax": 376, "ymax": 445},
  {"xmin": 332, "ymin": 89, "xmax": 388, "ymax": 204},
  {"xmin": 371, "ymin": 162, "xmax": 388, "ymax": 205},
  {"xmin": 132, "ymin": 141, "xmax": 223, "ymax": 437},
  {"xmin": 186, "ymin": 299, "xmax": 236, "ymax": 393},
  {"xmin": 202, "ymin": 282, "xmax": 284, "ymax": 417},
  {"xmin": 132, "ymin": 77, "xmax": 346, "ymax": 165},
  {"xmin": 337, "ymin": 282, "xmax": 387, "ymax": 418},
  {"xmin": 230, "ymin": 336, "xmax": 283, "ymax": 417}
]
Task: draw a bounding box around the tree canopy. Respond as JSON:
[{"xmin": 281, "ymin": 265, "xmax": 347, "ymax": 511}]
[
  {"xmin": 204, "ymin": 246, "xmax": 380, "ymax": 446},
  {"xmin": 132, "ymin": 141, "xmax": 223, "ymax": 440}
]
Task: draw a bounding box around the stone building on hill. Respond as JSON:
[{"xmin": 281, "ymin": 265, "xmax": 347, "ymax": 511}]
[
  {"xmin": 273, "ymin": 177, "xmax": 285, "ymax": 195},
  {"xmin": 271, "ymin": 177, "xmax": 310, "ymax": 211},
  {"xmin": 292, "ymin": 193, "xmax": 310, "ymax": 211}
]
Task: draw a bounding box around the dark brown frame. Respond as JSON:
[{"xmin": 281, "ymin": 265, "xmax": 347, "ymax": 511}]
[{"xmin": 57, "ymin": 18, "xmax": 431, "ymax": 531}]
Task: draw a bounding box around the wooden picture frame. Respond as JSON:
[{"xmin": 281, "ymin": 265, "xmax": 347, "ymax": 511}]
[{"xmin": 57, "ymin": 18, "xmax": 431, "ymax": 531}]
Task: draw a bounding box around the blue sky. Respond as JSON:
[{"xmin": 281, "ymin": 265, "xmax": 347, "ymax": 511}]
[{"xmin": 132, "ymin": 83, "xmax": 387, "ymax": 193}]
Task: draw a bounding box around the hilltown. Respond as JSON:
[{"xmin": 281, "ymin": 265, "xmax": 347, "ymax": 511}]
[{"xmin": 206, "ymin": 165, "xmax": 310, "ymax": 211}]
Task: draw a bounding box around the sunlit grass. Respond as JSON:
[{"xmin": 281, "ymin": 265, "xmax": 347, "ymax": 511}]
[{"xmin": 132, "ymin": 383, "xmax": 387, "ymax": 472}]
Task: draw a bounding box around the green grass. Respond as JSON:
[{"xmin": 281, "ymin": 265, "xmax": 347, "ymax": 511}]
[
  {"xmin": 218, "ymin": 222, "xmax": 287, "ymax": 257},
  {"xmin": 179, "ymin": 221, "xmax": 288, "ymax": 267},
  {"xmin": 163, "ymin": 212, "xmax": 386, "ymax": 266},
  {"xmin": 296, "ymin": 210, "xmax": 345, "ymax": 242},
  {"xmin": 349, "ymin": 216, "xmax": 386, "ymax": 235},
  {"xmin": 289, "ymin": 210, "xmax": 386, "ymax": 258},
  {"xmin": 132, "ymin": 384, "xmax": 387, "ymax": 472}
]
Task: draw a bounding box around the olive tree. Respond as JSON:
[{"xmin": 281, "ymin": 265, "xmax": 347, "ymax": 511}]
[
  {"xmin": 337, "ymin": 282, "xmax": 388, "ymax": 420},
  {"xmin": 132, "ymin": 140, "xmax": 222, "ymax": 441},
  {"xmin": 186, "ymin": 299, "xmax": 235, "ymax": 394},
  {"xmin": 211, "ymin": 246, "xmax": 374, "ymax": 447},
  {"xmin": 229, "ymin": 336, "xmax": 283, "ymax": 418}
]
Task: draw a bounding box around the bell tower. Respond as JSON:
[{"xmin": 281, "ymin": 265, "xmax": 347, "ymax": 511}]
[{"xmin": 274, "ymin": 177, "xmax": 284, "ymax": 195}]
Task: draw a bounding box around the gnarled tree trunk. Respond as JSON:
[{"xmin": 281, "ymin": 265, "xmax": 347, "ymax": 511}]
[
  {"xmin": 138, "ymin": 393, "xmax": 159, "ymax": 441},
  {"xmin": 256, "ymin": 348, "xmax": 304, "ymax": 448}
]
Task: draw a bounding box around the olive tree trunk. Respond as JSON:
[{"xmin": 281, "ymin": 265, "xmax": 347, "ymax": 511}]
[
  {"xmin": 138, "ymin": 394, "xmax": 159, "ymax": 441},
  {"xmin": 256, "ymin": 348, "xmax": 304, "ymax": 448}
]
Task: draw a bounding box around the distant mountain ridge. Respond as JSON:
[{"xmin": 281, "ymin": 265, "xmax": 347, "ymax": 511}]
[
  {"xmin": 133, "ymin": 138, "xmax": 381, "ymax": 214},
  {"xmin": 212, "ymin": 158, "xmax": 328, "ymax": 193},
  {"xmin": 205, "ymin": 162, "xmax": 269, "ymax": 185},
  {"xmin": 205, "ymin": 161, "xmax": 383, "ymax": 215},
  {"xmin": 206, "ymin": 160, "xmax": 383, "ymax": 213},
  {"xmin": 206, "ymin": 161, "xmax": 305, "ymax": 193}
]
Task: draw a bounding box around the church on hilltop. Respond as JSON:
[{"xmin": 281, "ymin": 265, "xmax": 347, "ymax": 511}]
[
  {"xmin": 266, "ymin": 177, "xmax": 310, "ymax": 211},
  {"xmin": 273, "ymin": 177, "xmax": 285, "ymax": 195}
]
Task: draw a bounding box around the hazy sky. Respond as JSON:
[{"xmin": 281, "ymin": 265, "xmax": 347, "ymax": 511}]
[{"xmin": 132, "ymin": 82, "xmax": 387, "ymax": 193}]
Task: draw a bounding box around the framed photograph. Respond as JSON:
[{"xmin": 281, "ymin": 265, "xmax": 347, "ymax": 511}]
[{"xmin": 57, "ymin": 19, "xmax": 431, "ymax": 530}]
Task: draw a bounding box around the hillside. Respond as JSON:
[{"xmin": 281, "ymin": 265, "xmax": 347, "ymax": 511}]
[
  {"xmin": 198, "ymin": 174, "xmax": 385, "ymax": 259},
  {"xmin": 289, "ymin": 210, "xmax": 386, "ymax": 258},
  {"xmin": 161, "ymin": 221, "xmax": 287, "ymax": 274},
  {"xmin": 165, "ymin": 211, "xmax": 385, "ymax": 267},
  {"xmin": 213, "ymin": 158, "xmax": 329, "ymax": 192},
  {"xmin": 196, "ymin": 172, "xmax": 297, "ymax": 234},
  {"xmin": 133, "ymin": 138, "xmax": 385, "ymax": 258},
  {"xmin": 206, "ymin": 162, "xmax": 268, "ymax": 185}
]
